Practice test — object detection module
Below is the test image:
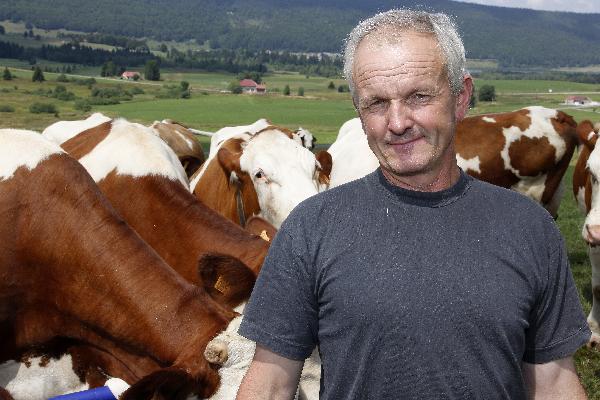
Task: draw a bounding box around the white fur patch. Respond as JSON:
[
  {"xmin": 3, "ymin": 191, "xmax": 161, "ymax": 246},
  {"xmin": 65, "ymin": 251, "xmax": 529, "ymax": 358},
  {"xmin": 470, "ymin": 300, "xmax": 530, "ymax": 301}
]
[
  {"xmin": 455, "ymin": 154, "xmax": 481, "ymax": 174},
  {"xmin": 500, "ymin": 107, "xmax": 565, "ymax": 176},
  {"xmin": 239, "ymin": 129, "xmax": 321, "ymax": 228},
  {"xmin": 589, "ymin": 131, "xmax": 596, "ymax": 141},
  {"xmin": 78, "ymin": 119, "xmax": 188, "ymax": 187},
  {"xmin": 511, "ymin": 173, "xmax": 547, "ymax": 203},
  {"xmin": 0, "ymin": 355, "xmax": 88, "ymax": 400},
  {"xmin": 576, "ymin": 185, "xmax": 588, "ymax": 214},
  {"xmin": 0, "ymin": 129, "xmax": 64, "ymax": 181},
  {"xmin": 175, "ymin": 129, "xmax": 195, "ymax": 150},
  {"xmin": 482, "ymin": 117, "xmax": 496, "ymax": 123},
  {"xmin": 42, "ymin": 113, "xmax": 111, "ymax": 145}
]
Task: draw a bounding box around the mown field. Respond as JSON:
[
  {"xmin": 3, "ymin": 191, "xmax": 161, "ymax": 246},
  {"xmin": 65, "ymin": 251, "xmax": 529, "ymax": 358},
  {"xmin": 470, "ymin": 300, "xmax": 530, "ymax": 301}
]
[{"xmin": 1, "ymin": 65, "xmax": 600, "ymax": 396}]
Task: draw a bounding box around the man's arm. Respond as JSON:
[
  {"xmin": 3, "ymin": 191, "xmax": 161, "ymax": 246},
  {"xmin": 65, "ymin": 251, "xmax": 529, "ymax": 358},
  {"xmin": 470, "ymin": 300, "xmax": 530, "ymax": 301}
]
[
  {"xmin": 522, "ymin": 356, "xmax": 587, "ymax": 399},
  {"xmin": 236, "ymin": 344, "xmax": 304, "ymax": 400}
]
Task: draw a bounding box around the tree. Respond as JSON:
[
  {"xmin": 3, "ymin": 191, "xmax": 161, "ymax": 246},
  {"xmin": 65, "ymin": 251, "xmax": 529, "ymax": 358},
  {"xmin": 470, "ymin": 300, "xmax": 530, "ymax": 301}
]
[
  {"xmin": 159, "ymin": 43, "xmax": 168, "ymax": 53},
  {"xmin": 144, "ymin": 60, "xmax": 160, "ymax": 81},
  {"xmin": 101, "ymin": 61, "xmax": 118, "ymax": 77},
  {"xmin": 478, "ymin": 85, "xmax": 496, "ymax": 102},
  {"xmin": 327, "ymin": 81, "xmax": 335, "ymax": 90},
  {"xmin": 0, "ymin": 25, "xmax": 5, "ymax": 35},
  {"xmin": 32, "ymin": 66, "xmax": 45, "ymax": 82},
  {"xmin": 227, "ymin": 80, "xmax": 243, "ymax": 94},
  {"xmin": 3, "ymin": 67, "xmax": 12, "ymax": 81},
  {"xmin": 297, "ymin": 87, "xmax": 304, "ymax": 96},
  {"xmin": 283, "ymin": 84, "xmax": 291, "ymax": 96}
]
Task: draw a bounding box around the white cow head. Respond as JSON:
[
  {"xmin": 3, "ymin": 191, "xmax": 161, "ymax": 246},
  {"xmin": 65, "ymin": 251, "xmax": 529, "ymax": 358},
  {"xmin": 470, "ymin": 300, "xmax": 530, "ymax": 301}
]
[
  {"xmin": 238, "ymin": 128, "xmax": 330, "ymax": 228},
  {"xmin": 577, "ymin": 121, "xmax": 600, "ymax": 245}
]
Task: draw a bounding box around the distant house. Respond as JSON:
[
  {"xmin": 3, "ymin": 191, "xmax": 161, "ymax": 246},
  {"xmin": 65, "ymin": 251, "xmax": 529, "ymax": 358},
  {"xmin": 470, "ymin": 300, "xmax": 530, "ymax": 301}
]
[
  {"xmin": 240, "ymin": 79, "xmax": 266, "ymax": 94},
  {"xmin": 565, "ymin": 95, "xmax": 591, "ymax": 105},
  {"xmin": 121, "ymin": 71, "xmax": 140, "ymax": 80}
]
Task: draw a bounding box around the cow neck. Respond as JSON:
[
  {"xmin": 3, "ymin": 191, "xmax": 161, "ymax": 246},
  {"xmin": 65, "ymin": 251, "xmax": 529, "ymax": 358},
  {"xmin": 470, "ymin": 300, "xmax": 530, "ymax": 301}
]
[
  {"xmin": 100, "ymin": 173, "xmax": 267, "ymax": 279},
  {"xmin": 17, "ymin": 156, "xmax": 232, "ymax": 363},
  {"xmin": 373, "ymin": 168, "xmax": 471, "ymax": 208}
]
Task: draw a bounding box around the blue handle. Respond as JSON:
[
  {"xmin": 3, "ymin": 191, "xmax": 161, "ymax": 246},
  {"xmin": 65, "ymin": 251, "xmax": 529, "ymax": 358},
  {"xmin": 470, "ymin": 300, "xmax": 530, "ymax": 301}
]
[{"xmin": 48, "ymin": 386, "xmax": 116, "ymax": 400}]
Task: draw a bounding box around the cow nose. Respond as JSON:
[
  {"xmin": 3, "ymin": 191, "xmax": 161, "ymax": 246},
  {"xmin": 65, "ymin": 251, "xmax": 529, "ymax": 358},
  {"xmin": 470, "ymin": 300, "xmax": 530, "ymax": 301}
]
[{"xmin": 585, "ymin": 224, "xmax": 600, "ymax": 247}]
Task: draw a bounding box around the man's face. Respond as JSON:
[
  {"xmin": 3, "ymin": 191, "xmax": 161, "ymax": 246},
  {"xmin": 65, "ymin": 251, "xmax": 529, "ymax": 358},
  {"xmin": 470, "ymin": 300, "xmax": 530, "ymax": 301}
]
[{"xmin": 353, "ymin": 30, "xmax": 468, "ymax": 187}]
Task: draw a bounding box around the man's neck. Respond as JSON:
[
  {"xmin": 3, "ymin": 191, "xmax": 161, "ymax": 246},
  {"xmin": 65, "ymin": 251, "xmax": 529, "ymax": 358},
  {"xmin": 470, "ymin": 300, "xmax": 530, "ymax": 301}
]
[{"xmin": 381, "ymin": 164, "xmax": 461, "ymax": 192}]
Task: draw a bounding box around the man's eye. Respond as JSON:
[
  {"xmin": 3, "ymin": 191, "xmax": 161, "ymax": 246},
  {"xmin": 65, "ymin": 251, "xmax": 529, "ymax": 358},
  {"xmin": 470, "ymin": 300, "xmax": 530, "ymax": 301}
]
[{"xmin": 413, "ymin": 93, "xmax": 431, "ymax": 102}]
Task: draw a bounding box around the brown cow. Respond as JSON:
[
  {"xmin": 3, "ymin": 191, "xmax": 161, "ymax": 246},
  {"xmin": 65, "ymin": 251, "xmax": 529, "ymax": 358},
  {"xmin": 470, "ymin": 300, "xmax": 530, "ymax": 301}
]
[
  {"xmin": 455, "ymin": 106, "xmax": 578, "ymax": 218},
  {"xmin": 0, "ymin": 129, "xmax": 235, "ymax": 399},
  {"xmin": 61, "ymin": 118, "xmax": 270, "ymax": 302},
  {"xmin": 150, "ymin": 119, "xmax": 206, "ymax": 178},
  {"xmin": 572, "ymin": 120, "xmax": 600, "ymax": 347},
  {"xmin": 191, "ymin": 127, "xmax": 332, "ymax": 228}
]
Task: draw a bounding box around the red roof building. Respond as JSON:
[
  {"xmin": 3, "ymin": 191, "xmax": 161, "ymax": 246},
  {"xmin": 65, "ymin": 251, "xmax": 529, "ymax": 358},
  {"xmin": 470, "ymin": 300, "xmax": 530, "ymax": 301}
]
[
  {"xmin": 239, "ymin": 79, "xmax": 266, "ymax": 94},
  {"xmin": 121, "ymin": 71, "xmax": 140, "ymax": 80}
]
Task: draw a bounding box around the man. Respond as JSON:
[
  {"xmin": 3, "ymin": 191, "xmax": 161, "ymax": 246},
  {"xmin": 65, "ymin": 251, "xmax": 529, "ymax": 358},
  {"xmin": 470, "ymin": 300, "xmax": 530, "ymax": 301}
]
[{"xmin": 236, "ymin": 9, "xmax": 590, "ymax": 399}]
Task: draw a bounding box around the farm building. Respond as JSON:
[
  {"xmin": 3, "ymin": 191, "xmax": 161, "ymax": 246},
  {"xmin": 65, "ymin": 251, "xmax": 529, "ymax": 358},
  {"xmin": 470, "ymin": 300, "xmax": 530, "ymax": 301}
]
[
  {"xmin": 121, "ymin": 71, "xmax": 140, "ymax": 80},
  {"xmin": 565, "ymin": 95, "xmax": 592, "ymax": 105},
  {"xmin": 240, "ymin": 79, "xmax": 266, "ymax": 94}
]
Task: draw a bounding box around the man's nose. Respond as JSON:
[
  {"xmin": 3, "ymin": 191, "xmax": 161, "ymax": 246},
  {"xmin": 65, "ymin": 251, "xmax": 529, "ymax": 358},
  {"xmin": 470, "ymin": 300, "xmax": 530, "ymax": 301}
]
[{"xmin": 387, "ymin": 100, "xmax": 414, "ymax": 134}]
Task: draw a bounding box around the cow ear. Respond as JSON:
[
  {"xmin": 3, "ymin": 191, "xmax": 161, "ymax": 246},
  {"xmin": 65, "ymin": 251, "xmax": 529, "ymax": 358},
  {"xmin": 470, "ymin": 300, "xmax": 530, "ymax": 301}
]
[
  {"xmin": 198, "ymin": 253, "xmax": 256, "ymax": 308},
  {"xmin": 217, "ymin": 147, "xmax": 242, "ymax": 178},
  {"xmin": 245, "ymin": 215, "xmax": 278, "ymax": 242},
  {"xmin": 577, "ymin": 120, "xmax": 598, "ymax": 148},
  {"xmin": 315, "ymin": 150, "xmax": 333, "ymax": 186}
]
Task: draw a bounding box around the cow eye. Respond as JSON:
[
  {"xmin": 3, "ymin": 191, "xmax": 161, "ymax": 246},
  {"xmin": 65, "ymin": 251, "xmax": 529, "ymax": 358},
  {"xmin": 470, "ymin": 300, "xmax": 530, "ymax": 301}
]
[
  {"xmin": 254, "ymin": 169, "xmax": 265, "ymax": 180},
  {"xmin": 592, "ymin": 174, "xmax": 598, "ymax": 184}
]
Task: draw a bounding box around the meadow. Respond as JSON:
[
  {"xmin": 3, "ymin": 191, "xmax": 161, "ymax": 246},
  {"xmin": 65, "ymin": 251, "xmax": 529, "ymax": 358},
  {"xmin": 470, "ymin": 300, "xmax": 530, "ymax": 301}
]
[{"xmin": 1, "ymin": 65, "xmax": 600, "ymax": 396}]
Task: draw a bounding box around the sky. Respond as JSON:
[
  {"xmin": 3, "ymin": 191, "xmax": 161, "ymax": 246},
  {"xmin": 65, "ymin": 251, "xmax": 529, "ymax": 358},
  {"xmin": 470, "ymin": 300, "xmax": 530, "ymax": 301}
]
[{"xmin": 453, "ymin": 0, "xmax": 600, "ymax": 14}]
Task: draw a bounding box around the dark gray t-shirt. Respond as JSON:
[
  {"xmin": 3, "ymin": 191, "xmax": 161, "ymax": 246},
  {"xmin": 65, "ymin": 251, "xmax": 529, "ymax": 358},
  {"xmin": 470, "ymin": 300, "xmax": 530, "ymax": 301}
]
[{"xmin": 239, "ymin": 169, "xmax": 590, "ymax": 399}]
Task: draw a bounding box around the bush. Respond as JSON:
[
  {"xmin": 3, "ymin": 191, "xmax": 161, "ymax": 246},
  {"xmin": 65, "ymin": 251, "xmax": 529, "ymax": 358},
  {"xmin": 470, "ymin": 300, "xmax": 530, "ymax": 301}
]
[
  {"xmin": 0, "ymin": 105, "xmax": 15, "ymax": 112},
  {"xmin": 337, "ymin": 84, "xmax": 350, "ymax": 93},
  {"xmin": 283, "ymin": 84, "xmax": 291, "ymax": 96},
  {"xmin": 32, "ymin": 66, "xmax": 45, "ymax": 82},
  {"xmin": 56, "ymin": 73, "xmax": 69, "ymax": 82},
  {"xmin": 478, "ymin": 85, "xmax": 496, "ymax": 102},
  {"xmin": 74, "ymin": 100, "xmax": 92, "ymax": 112},
  {"xmin": 297, "ymin": 87, "xmax": 305, "ymax": 96},
  {"xmin": 29, "ymin": 102, "xmax": 57, "ymax": 114},
  {"xmin": 327, "ymin": 81, "xmax": 335, "ymax": 90},
  {"xmin": 227, "ymin": 80, "xmax": 243, "ymax": 94},
  {"xmin": 3, "ymin": 67, "xmax": 12, "ymax": 81},
  {"xmin": 129, "ymin": 86, "xmax": 144, "ymax": 95},
  {"xmin": 51, "ymin": 85, "xmax": 76, "ymax": 101}
]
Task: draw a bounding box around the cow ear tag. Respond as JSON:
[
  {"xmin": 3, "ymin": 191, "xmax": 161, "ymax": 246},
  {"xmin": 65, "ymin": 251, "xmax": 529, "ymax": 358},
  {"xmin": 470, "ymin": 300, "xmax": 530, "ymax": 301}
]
[
  {"xmin": 214, "ymin": 276, "xmax": 230, "ymax": 294},
  {"xmin": 260, "ymin": 230, "xmax": 270, "ymax": 242}
]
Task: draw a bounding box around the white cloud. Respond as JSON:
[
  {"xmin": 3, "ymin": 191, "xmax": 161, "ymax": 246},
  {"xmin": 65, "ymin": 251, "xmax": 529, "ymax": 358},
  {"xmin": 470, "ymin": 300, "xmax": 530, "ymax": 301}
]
[{"xmin": 453, "ymin": 0, "xmax": 600, "ymax": 13}]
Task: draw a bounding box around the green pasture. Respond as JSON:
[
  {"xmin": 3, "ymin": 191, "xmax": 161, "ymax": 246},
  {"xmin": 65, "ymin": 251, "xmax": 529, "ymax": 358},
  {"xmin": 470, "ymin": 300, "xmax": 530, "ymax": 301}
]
[{"xmin": 95, "ymin": 93, "xmax": 357, "ymax": 143}]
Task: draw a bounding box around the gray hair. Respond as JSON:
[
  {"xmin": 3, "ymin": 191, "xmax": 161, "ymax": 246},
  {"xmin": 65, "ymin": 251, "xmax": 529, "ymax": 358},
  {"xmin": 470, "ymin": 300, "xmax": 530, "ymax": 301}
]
[{"xmin": 343, "ymin": 9, "xmax": 466, "ymax": 99}]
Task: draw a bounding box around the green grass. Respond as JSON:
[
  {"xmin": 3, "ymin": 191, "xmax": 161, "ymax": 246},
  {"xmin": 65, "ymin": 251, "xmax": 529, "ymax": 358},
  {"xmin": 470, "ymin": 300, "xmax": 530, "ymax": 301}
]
[{"xmin": 95, "ymin": 93, "xmax": 357, "ymax": 142}]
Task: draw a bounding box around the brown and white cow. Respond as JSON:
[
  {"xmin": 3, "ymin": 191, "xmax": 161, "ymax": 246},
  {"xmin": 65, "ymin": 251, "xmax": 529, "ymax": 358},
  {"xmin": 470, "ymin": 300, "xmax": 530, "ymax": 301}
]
[
  {"xmin": 42, "ymin": 112, "xmax": 112, "ymax": 144},
  {"xmin": 328, "ymin": 107, "xmax": 577, "ymax": 218},
  {"xmin": 191, "ymin": 127, "xmax": 332, "ymax": 228},
  {"xmin": 60, "ymin": 119, "xmax": 271, "ymax": 297},
  {"xmin": 573, "ymin": 120, "xmax": 600, "ymax": 346},
  {"xmin": 150, "ymin": 119, "xmax": 206, "ymax": 178},
  {"xmin": 0, "ymin": 129, "xmax": 236, "ymax": 399}
]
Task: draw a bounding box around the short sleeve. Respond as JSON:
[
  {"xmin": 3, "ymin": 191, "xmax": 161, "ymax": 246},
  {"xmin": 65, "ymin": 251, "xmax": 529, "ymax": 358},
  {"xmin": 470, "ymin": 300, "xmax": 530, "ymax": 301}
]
[
  {"xmin": 523, "ymin": 226, "xmax": 591, "ymax": 363},
  {"xmin": 238, "ymin": 226, "xmax": 318, "ymax": 361}
]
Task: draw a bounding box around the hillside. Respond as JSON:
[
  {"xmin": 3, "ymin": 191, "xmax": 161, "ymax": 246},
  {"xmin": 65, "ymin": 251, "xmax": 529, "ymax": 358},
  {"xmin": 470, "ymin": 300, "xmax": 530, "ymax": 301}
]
[{"xmin": 1, "ymin": 0, "xmax": 600, "ymax": 68}]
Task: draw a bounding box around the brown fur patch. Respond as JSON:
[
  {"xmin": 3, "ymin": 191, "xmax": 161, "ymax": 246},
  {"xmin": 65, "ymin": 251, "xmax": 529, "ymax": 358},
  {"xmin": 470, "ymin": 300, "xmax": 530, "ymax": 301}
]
[
  {"xmin": 61, "ymin": 120, "xmax": 112, "ymax": 158},
  {"xmin": 508, "ymin": 136, "xmax": 555, "ymax": 176}
]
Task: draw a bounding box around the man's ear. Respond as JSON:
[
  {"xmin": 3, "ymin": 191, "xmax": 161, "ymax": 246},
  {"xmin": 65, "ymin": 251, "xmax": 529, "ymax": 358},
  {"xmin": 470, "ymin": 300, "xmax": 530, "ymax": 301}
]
[{"xmin": 455, "ymin": 74, "xmax": 473, "ymax": 122}]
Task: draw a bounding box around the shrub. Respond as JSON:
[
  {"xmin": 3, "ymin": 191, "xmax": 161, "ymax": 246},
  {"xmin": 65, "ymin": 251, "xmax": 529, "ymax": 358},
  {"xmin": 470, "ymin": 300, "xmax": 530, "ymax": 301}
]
[
  {"xmin": 56, "ymin": 73, "xmax": 69, "ymax": 82},
  {"xmin": 29, "ymin": 102, "xmax": 57, "ymax": 114},
  {"xmin": 297, "ymin": 87, "xmax": 305, "ymax": 96},
  {"xmin": 0, "ymin": 105, "xmax": 15, "ymax": 112},
  {"xmin": 327, "ymin": 81, "xmax": 335, "ymax": 90},
  {"xmin": 129, "ymin": 86, "xmax": 144, "ymax": 95},
  {"xmin": 74, "ymin": 100, "xmax": 92, "ymax": 112},
  {"xmin": 478, "ymin": 85, "xmax": 496, "ymax": 102},
  {"xmin": 283, "ymin": 85, "xmax": 291, "ymax": 96}
]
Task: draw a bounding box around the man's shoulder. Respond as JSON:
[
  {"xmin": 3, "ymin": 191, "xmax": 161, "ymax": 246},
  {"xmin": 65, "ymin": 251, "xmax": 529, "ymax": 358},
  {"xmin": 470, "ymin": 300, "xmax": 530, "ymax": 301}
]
[{"xmin": 466, "ymin": 176, "xmax": 555, "ymax": 225}]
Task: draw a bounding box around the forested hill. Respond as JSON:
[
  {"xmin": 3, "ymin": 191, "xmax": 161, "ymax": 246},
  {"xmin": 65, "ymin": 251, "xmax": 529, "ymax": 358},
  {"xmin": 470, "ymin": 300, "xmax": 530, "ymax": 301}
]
[{"xmin": 2, "ymin": 0, "xmax": 600, "ymax": 68}]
